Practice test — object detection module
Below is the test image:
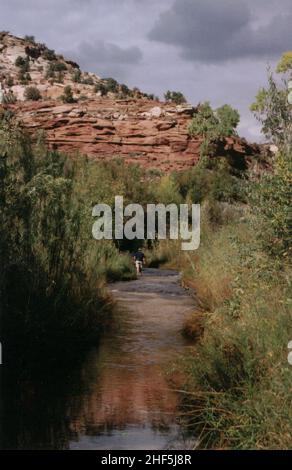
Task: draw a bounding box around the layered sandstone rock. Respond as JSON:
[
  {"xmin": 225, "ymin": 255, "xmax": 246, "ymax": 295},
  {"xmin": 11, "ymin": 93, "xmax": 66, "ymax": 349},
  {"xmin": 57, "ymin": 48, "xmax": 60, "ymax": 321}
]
[{"xmin": 0, "ymin": 32, "xmax": 262, "ymax": 172}]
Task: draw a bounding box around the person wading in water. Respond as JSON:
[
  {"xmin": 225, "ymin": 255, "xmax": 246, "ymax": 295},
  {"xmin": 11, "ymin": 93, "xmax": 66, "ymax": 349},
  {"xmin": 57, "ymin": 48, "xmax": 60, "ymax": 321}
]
[{"xmin": 133, "ymin": 248, "xmax": 146, "ymax": 276}]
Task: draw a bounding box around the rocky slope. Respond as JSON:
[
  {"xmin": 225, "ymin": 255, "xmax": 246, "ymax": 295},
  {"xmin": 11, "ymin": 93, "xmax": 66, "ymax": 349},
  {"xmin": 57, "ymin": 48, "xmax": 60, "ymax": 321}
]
[{"xmin": 0, "ymin": 32, "xmax": 261, "ymax": 172}]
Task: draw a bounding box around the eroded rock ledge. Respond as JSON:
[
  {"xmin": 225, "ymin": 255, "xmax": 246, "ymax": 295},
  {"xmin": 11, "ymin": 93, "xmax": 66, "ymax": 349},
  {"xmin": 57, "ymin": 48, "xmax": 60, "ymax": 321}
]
[{"xmin": 9, "ymin": 99, "xmax": 260, "ymax": 172}]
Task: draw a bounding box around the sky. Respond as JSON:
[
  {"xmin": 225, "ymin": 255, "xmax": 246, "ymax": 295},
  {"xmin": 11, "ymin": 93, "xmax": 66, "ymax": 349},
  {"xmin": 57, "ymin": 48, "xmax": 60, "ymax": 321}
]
[{"xmin": 1, "ymin": 0, "xmax": 292, "ymax": 141}]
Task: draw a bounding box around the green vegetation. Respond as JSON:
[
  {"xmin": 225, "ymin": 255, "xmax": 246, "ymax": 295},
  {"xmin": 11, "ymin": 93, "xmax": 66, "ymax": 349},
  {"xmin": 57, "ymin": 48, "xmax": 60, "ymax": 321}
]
[
  {"xmin": 1, "ymin": 34, "xmax": 291, "ymax": 449},
  {"xmin": 72, "ymin": 69, "xmax": 82, "ymax": 83},
  {"xmin": 164, "ymin": 90, "xmax": 187, "ymax": 104},
  {"xmin": 94, "ymin": 82, "xmax": 107, "ymax": 96},
  {"xmin": 82, "ymin": 76, "xmax": 94, "ymax": 86},
  {"xmin": 155, "ymin": 58, "xmax": 292, "ymax": 450},
  {"xmin": 45, "ymin": 61, "xmax": 67, "ymax": 81},
  {"xmin": 189, "ymin": 102, "xmax": 240, "ymax": 139},
  {"xmin": 2, "ymin": 90, "xmax": 17, "ymax": 104},
  {"xmin": 5, "ymin": 76, "xmax": 14, "ymax": 87},
  {"xmin": 0, "ymin": 117, "xmax": 143, "ymax": 364},
  {"xmin": 189, "ymin": 102, "xmax": 240, "ymax": 162},
  {"xmin": 18, "ymin": 71, "xmax": 32, "ymax": 85},
  {"xmin": 15, "ymin": 56, "xmax": 28, "ymax": 68},
  {"xmin": 24, "ymin": 86, "xmax": 41, "ymax": 101},
  {"xmin": 24, "ymin": 35, "xmax": 36, "ymax": 44},
  {"xmin": 24, "ymin": 86, "xmax": 42, "ymax": 101},
  {"xmin": 42, "ymin": 48, "xmax": 57, "ymax": 61},
  {"xmin": 15, "ymin": 55, "xmax": 31, "ymax": 84},
  {"xmin": 25, "ymin": 45, "xmax": 42, "ymax": 60},
  {"xmin": 276, "ymin": 51, "xmax": 292, "ymax": 73},
  {"xmin": 61, "ymin": 85, "xmax": 75, "ymax": 103},
  {"xmin": 103, "ymin": 77, "xmax": 119, "ymax": 93}
]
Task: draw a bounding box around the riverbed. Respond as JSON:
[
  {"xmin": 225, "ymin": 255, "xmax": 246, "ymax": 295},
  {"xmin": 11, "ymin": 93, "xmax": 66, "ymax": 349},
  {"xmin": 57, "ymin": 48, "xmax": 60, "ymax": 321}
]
[{"xmin": 0, "ymin": 269, "xmax": 195, "ymax": 450}]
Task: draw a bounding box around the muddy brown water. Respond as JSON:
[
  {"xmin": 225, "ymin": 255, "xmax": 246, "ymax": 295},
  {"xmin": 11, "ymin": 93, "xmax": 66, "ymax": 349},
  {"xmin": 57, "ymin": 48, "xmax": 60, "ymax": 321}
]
[
  {"xmin": 0, "ymin": 268, "xmax": 196, "ymax": 450},
  {"xmin": 69, "ymin": 269, "xmax": 195, "ymax": 450}
]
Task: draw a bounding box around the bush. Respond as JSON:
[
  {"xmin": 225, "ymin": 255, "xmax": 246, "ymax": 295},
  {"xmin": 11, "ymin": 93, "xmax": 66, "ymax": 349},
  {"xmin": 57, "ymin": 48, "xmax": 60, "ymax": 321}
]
[
  {"xmin": 15, "ymin": 56, "xmax": 28, "ymax": 69},
  {"xmin": 174, "ymin": 165, "xmax": 245, "ymax": 204},
  {"xmin": 82, "ymin": 76, "xmax": 94, "ymax": 85},
  {"xmin": 164, "ymin": 90, "xmax": 186, "ymax": 104},
  {"xmin": 42, "ymin": 48, "xmax": 56, "ymax": 61},
  {"xmin": 189, "ymin": 102, "xmax": 240, "ymax": 162},
  {"xmin": 103, "ymin": 77, "xmax": 119, "ymax": 93},
  {"xmin": 53, "ymin": 61, "xmax": 67, "ymax": 72},
  {"xmin": 94, "ymin": 82, "xmax": 107, "ymax": 96},
  {"xmin": 18, "ymin": 71, "xmax": 31, "ymax": 84},
  {"xmin": 2, "ymin": 91, "xmax": 17, "ymax": 104},
  {"xmin": 119, "ymin": 83, "xmax": 131, "ymax": 97},
  {"xmin": 45, "ymin": 61, "xmax": 67, "ymax": 80},
  {"xmin": 216, "ymin": 104, "xmax": 240, "ymax": 136},
  {"xmin": 6, "ymin": 76, "xmax": 14, "ymax": 87},
  {"xmin": 189, "ymin": 102, "xmax": 239, "ymax": 140},
  {"xmin": 250, "ymin": 63, "xmax": 291, "ymax": 258},
  {"xmin": 61, "ymin": 85, "xmax": 75, "ymax": 103},
  {"xmin": 25, "ymin": 45, "xmax": 41, "ymax": 60},
  {"xmin": 24, "ymin": 86, "xmax": 41, "ymax": 101},
  {"xmin": 24, "ymin": 35, "xmax": 35, "ymax": 43},
  {"xmin": 72, "ymin": 70, "xmax": 81, "ymax": 83}
]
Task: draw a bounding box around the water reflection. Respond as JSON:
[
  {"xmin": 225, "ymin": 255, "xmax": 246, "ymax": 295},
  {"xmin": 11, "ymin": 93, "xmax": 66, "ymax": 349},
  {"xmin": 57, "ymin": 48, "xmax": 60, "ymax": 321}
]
[{"xmin": 0, "ymin": 269, "xmax": 195, "ymax": 450}]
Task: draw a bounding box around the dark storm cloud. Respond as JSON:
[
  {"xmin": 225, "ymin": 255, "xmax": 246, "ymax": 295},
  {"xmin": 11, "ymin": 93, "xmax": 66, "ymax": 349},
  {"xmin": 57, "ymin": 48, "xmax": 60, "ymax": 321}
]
[
  {"xmin": 149, "ymin": 0, "xmax": 292, "ymax": 62},
  {"xmin": 65, "ymin": 40, "xmax": 143, "ymax": 79}
]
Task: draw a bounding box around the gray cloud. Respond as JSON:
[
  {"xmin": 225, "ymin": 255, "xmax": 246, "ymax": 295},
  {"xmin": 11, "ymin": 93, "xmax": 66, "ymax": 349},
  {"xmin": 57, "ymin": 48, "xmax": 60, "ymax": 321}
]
[
  {"xmin": 66, "ymin": 40, "xmax": 143, "ymax": 73},
  {"xmin": 149, "ymin": 0, "xmax": 292, "ymax": 62},
  {"xmin": 65, "ymin": 40, "xmax": 142, "ymax": 79}
]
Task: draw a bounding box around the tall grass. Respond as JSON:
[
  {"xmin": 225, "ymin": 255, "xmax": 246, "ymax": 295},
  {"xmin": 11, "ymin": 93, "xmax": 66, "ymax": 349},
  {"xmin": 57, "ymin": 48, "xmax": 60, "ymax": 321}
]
[
  {"xmin": 158, "ymin": 180, "xmax": 291, "ymax": 448},
  {"xmin": 178, "ymin": 214, "xmax": 291, "ymax": 449},
  {"xmin": 0, "ymin": 117, "xmax": 138, "ymax": 361}
]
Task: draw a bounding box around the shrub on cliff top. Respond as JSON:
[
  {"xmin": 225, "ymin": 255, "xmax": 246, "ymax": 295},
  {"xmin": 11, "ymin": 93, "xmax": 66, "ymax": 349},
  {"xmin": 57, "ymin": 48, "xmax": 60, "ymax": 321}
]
[
  {"xmin": 189, "ymin": 102, "xmax": 239, "ymax": 139},
  {"xmin": 42, "ymin": 48, "xmax": 57, "ymax": 61},
  {"xmin": 94, "ymin": 82, "xmax": 107, "ymax": 96},
  {"xmin": 103, "ymin": 77, "xmax": 119, "ymax": 93},
  {"xmin": 164, "ymin": 90, "xmax": 186, "ymax": 104},
  {"xmin": 24, "ymin": 35, "xmax": 35, "ymax": 43}
]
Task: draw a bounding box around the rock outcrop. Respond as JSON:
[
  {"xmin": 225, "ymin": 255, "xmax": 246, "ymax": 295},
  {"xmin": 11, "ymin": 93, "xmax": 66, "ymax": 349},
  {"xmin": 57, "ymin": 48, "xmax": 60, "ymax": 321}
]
[{"xmin": 0, "ymin": 32, "xmax": 262, "ymax": 172}]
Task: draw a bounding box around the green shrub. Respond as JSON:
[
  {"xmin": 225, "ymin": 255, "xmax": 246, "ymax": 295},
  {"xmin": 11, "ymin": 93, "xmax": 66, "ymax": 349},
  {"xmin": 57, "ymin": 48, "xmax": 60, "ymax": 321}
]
[
  {"xmin": 174, "ymin": 165, "xmax": 245, "ymax": 204},
  {"xmin": 53, "ymin": 61, "xmax": 67, "ymax": 72},
  {"xmin": 189, "ymin": 102, "xmax": 239, "ymax": 139},
  {"xmin": 18, "ymin": 70, "xmax": 31, "ymax": 84},
  {"xmin": 42, "ymin": 48, "xmax": 56, "ymax": 61},
  {"xmin": 119, "ymin": 83, "xmax": 131, "ymax": 97},
  {"xmin": 72, "ymin": 70, "xmax": 82, "ymax": 83},
  {"xmin": 25, "ymin": 45, "xmax": 41, "ymax": 60},
  {"xmin": 82, "ymin": 76, "xmax": 94, "ymax": 85},
  {"xmin": 103, "ymin": 77, "xmax": 119, "ymax": 93},
  {"xmin": 61, "ymin": 85, "xmax": 75, "ymax": 103},
  {"xmin": 216, "ymin": 104, "xmax": 240, "ymax": 136},
  {"xmin": 24, "ymin": 35, "xmax": 35, "ymax": 43},
  {"xmin": 45, "ymin": 61, "xmax": 67, "ymax": 80},
  {"xmin": 15, "ymin": 55, "xmax": 28, "ymax": 68},
  {"xmin": 250, "ymin": 62, "xmax": 292, "ymax": 258},
  {"xmin": 2, "ymin": 91, "xmax": 17, "ymax": 104},
  {"xmin": 164, "ymin": 90, "xmax": 187, "ymax": 104},
  {"xmin": 189, "ymin": 102, "xmax": 240, "ymax": 163},
  {"xmin": 6, "ymin": 76, "xmax": 14, "ymax": 87},
  {"xmin": 24, "ymin": 86, "xmax": 41, "ymax": 101},
  {"xmin": 94, "ymin": 82, "xmax": 107, "ymax": 96}
]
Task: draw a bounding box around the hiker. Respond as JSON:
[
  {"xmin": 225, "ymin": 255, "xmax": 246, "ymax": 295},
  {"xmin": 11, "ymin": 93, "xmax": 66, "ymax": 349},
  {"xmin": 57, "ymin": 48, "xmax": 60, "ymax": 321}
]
[{"xmin": 133, "ymin": 248, "xmax": 145, "ymax": 275}]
